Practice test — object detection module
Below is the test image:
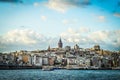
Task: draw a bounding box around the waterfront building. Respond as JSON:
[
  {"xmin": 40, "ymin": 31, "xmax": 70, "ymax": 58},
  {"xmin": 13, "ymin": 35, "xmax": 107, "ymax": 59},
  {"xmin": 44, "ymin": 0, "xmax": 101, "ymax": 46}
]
[
  {"xmin": 42, "ymin": 56, "xmax": 49, "ymax": 65},
  {"xmin": 111, "ymin": 52, "xmax": 119, "ymax": 67},
  {"xmin": 7, "ymin": 54, "xmax": 15, "ymax": 65},
  {"xmin": 101, "ymin": 57, "xmax": 112, "ymax": 68},
  {"xmin": 61, "ymin": 58, "xmax": 67, "ymax": 66},
  {"xmin": 22, "ymin": 55, "xmax": 29, "ymax": 64},
  {"xmin": 91, "ymin": 56, "xmax": 100, "ymax": 67},
  {"xmin": 118, "ymin": 56, "xmax": 120, "ymax": 67},
  {"xmin": 55, "ymin": 51, "xmax": 66, "ymax": 65},
  {"xmin": 85, "ymin": 58, "xmax": 91, "ymax": 68},
  {"xmin": 48, "ymin": 57, "xmax": 55, "ymax": 66},
  {"xmin": 66, "ymin": 56, "xmax": 79, "ymax": 69},
  {"xmin": 0, "ymin": 54, "xmax": 3, "ymax": 64},
  {"xmin": 32, "ymin": 55, "xmax": 42, "ymax": 66},
  {"xmin": 56, "ymin": 51, "xmax": 66, "ymax": 59},
  {"xmin": 76, "ymin": 56, "xmax": 86, "ymax": 67},
  {"xmin": 67, "ymin": 56, "xmax": 77, "ymax": 65},
  {"xmin": 23, "ymin": 54, "xmax": 32, "ymax": 66},
  {"xmin": 17, "ymin": 55, "xmax": 22, "ymax": 61}
]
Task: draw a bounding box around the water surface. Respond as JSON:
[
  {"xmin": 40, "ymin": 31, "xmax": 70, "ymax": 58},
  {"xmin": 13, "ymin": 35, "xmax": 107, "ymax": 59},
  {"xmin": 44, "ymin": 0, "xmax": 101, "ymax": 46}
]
[{"xmin": 0, "ymin": 69, "xmax": 120, "ymax": 80}]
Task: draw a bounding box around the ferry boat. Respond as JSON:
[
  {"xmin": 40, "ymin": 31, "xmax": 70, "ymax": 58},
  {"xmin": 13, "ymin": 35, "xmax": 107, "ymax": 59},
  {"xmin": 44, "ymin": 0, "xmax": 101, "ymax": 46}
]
[{"xmin": 42, "ymin": 66, "xmax": 54, "ymax": 71}]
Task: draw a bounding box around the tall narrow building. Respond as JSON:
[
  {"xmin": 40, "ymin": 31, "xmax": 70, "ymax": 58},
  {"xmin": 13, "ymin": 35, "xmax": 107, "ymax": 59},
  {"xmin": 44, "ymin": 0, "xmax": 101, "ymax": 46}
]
[
  {"xmin": 58, "ymin": 38, "xmax": 63, "ymax": 48},
  {"xmin": 47, "ymin": 45, "xmax": 51, "ymax": 51}
]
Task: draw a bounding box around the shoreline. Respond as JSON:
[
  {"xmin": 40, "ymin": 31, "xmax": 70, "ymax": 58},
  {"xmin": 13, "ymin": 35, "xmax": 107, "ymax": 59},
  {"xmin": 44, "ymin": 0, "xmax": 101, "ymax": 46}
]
[{"xmin": 0, "ymin": 65, "xmax": 120, "ymax": 70}]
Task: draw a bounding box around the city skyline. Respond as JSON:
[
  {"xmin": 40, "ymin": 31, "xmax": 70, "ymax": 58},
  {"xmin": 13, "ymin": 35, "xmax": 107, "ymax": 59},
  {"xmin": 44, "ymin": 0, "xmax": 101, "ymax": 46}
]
[{"xmin": 0, "ymin": 0, "xmax": 120, "ymax": 52}]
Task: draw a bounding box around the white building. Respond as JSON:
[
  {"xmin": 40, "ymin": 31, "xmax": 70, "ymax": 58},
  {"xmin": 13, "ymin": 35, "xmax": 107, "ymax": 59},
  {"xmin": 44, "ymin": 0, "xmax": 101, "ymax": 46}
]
[
  {"xmin": 67, "ymin": 56, "xmax": 77, "ymax": 65},
  {"xmin": 42, "ymin": 56, "xmax": 49, "ymax": 65},
  {"xmin": 32, "ymin": 55, "xmax": 42, "ymax": 66}
]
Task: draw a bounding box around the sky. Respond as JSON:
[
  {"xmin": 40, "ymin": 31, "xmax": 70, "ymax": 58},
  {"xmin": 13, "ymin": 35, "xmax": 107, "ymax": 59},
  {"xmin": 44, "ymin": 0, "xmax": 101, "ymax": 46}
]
[{"xmin": 0, "ymin": 0, "xmax": 120, "ymax": 52}]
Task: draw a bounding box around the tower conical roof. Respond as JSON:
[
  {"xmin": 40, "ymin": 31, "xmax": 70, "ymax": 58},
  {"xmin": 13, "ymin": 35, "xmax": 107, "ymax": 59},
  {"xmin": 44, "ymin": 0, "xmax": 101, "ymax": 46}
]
[
  {"xmin": 58, "ymin": 37, "xmax": 63, "ymax": 48},
  {"xmin": 47, "ymin": 45, "xmax": 50, "ymax": 51},
  {"xmin": 58, "ymin": 38, "xmax": 62, "ymax": 43}
]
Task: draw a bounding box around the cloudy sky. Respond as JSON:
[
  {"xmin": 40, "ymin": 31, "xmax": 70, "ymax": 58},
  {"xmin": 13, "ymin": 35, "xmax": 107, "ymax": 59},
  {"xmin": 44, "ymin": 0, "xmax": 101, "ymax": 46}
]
[{"xmin": 0, "ymin": 0, "xmax": 120, "ymax": 52}]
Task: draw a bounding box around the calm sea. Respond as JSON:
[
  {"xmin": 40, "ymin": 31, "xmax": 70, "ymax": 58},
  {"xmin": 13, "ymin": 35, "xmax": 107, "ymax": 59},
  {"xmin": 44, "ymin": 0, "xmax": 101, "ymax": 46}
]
[{"xmin": 0, "ymin": 69, "xmax": 120, "ymax": 80}]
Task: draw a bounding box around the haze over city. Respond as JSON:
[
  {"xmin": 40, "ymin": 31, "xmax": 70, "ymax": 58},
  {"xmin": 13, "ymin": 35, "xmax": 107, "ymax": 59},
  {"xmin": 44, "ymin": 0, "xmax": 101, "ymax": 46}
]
[{"xmin": 0, "ymin": 0, "xmax": 120, "ymax": 52}]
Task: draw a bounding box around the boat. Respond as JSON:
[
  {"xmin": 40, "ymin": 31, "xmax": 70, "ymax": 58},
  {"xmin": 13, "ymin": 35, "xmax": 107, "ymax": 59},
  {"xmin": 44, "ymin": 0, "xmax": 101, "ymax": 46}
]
[{"xmin": 42, "ymin": 66, "xmax": 54, "ymax": 71}]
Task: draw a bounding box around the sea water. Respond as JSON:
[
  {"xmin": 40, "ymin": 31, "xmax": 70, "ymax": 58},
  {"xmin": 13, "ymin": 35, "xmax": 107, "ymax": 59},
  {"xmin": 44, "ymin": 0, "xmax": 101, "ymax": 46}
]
[{"xmin": 0, "ymin": 69, "xmax": 120, "ymax": 80}]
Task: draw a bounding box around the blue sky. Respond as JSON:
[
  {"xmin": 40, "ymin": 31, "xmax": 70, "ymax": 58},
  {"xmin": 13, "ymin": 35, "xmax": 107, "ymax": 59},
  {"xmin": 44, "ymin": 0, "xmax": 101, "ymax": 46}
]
[{"xmin": 0, "ymin": 0, "xmax": 120, "ymax": 52}]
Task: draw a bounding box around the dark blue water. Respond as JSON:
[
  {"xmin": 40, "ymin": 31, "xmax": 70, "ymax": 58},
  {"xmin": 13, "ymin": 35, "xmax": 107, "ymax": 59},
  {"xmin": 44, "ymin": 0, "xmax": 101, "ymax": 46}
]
[{"xmin": 0, "ymin": 69, "xmax": 120, "ymax": 80}]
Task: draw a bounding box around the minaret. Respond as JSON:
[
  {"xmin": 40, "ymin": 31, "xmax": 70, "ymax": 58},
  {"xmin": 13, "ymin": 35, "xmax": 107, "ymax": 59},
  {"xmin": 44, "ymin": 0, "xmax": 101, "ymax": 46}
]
[{"xmin": 58, "ymin": 38, "xmax": 63, "ymax": 48}]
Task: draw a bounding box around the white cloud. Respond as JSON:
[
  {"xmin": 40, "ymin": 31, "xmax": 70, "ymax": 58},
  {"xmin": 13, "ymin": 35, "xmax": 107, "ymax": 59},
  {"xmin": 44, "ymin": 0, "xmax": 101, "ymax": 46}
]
[
  {"xmin": 62, "ymin": 19, "xmax": 78, "ymax": 24},
  {"xmin": 47, "ymin": 0, "xmax": 68, "ymax": 13},
  {"xmin": 0, "ymin": 29, "xmax": 46, "ymax": 48},
  {"xmin": 93, "ymin": 14, "xmax": 106, "ymax": 22},
  {"xmin": 62, "ymin": 19, "xmax": 69, "ymax": 24},
  {"xmin": 114, "ymin": 13, "xmax": 120, "ymax": 18},
  {"xmin": 0, "ymin": 28, "xmax": 120, "ymax": 52},
  {"xmin": 47, "ymin": 0, "xmax": 90, "ymax": 13},
  {"xmin": 60, "ymin": 28, "xmax": 120, "ymax": 50},
  {"xmin": 60, "ymin": 27, "xmax": 89, "ymax": 43},
  {"xmin": 33, "ymin": 2, "xmax": 40, "ymax": 7},
  {"xmin": 98, "ymin": 16, "xmax": 105, "ymax": 22},
  {"xmin": 79, "ymin": 27, "xmax": 90, "ymax": 33},
  {"xmin": 0, "ymin": 28, "xmax": 79, "ymax": 52},
  {"xmin": 0, "ymin": 29, "xmax": 59, "ymax": 52},
  {"xmin": 41, "ymin": 15, "xmax": 47, "ymax": 21}
]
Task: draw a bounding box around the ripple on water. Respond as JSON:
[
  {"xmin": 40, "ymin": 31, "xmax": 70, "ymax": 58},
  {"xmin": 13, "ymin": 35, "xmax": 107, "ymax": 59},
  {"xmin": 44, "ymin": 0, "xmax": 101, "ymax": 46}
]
[{"xmin": 0, "ymin": 70, "xmax": 120, "ymax": 80}]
